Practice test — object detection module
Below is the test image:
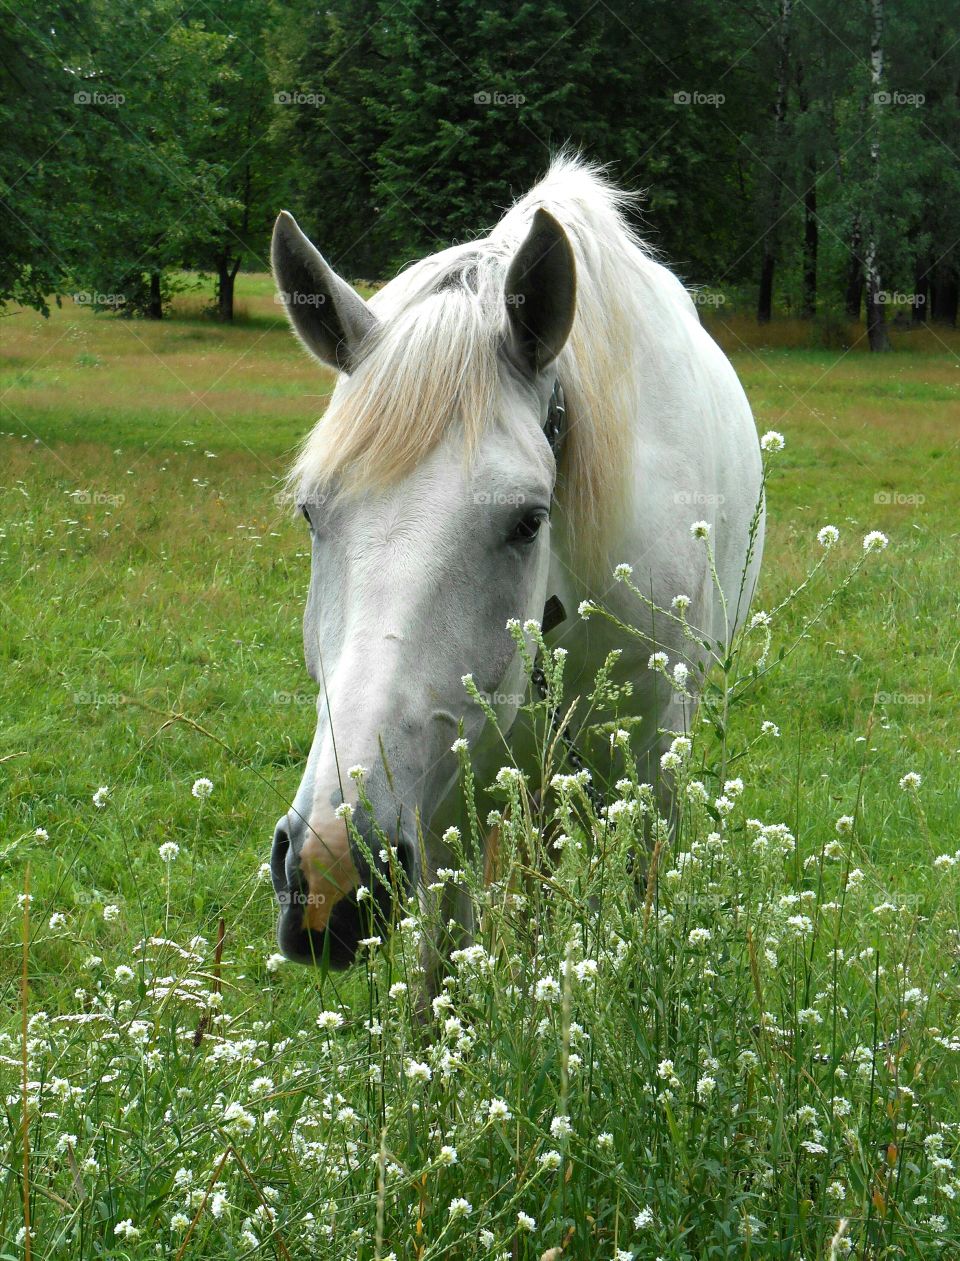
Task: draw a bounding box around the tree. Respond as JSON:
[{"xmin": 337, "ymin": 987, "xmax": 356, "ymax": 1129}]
[
  {"xmin": 755, "ymin": 0, "xmax": 794, "ymax": 324},
  {"xmin": 183, "ymin": 0, "xmax": 283, "ymax": 320},
  {"xmin": 0, "ymin": 2, "xmax": 98, "ymax": 312},
  {"xmin": 68, "ymin": 0, "xmax": 228, "ymax": 318},
  {"xmin": 270, "ymin": 0, "xmax": 394, "ymax": 279},
  {"xmin": 863, "ymin": 0, "xmax": 891, "ymax": 351}
]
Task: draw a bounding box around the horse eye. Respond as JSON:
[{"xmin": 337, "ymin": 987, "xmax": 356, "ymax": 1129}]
[
  {"xmin": 509, "ymin": 511, "xmax": 546, "ymax": 545},
  {"xmin": 300, "ymin": 505, "xmax": 311, "ymax": 524}
]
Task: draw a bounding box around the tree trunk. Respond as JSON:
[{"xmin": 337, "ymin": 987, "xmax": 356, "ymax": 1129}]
[
  {"xmin": 216, "ymin": 256, "xmax": 241, "ymax": 322},
  {"xmin": 866, "ymin": 242, "xmax": 891, "ymax": 352},
  {"xmin": 756, "ymin": 0, "xmax": 792, "ymax": 324},
  {"xmin": 912, "ymin": 256, "xmax": 929, "ymax": 324},
  {"xmin": 146, "ymin": 271, "xmax": 163, "ymax": 320},
  {"xmin": 845, "ymin": 223, "xmax": 864, "ymax": 320},
  {"xmin": 757, "ymin": 251, "xmax": 775, "ymax": 324},
  {"xmin": 931, "ymin": 266, "xmax": 959, "ymax": 325},
  {"xmin": 801, "ymin": 173, "xmax": 817, "ymax": 318},
  {"xmin": 865, "ymin": 0, "xmax": 890, "ymax": 352}
]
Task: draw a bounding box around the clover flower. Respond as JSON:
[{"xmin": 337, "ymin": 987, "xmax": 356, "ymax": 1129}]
[
  {"xmin": 316, "ymin": 1010, "xmax": 344, "ymax": 1032},
  {"xmin": 550, "ymin": 1114, "xmax": 573, "ymax": 1139}
]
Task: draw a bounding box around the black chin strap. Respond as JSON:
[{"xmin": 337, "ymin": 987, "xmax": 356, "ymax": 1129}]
[
  {"xmin": 542, "ymin": 593, "xmax": 566, "ymax": 634},
  {"xmin": 541, "ymin": 378, "xmax": 567, "ymax": 635}
]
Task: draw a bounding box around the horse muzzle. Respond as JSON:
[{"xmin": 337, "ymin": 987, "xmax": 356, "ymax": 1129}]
[{"xmin": 270, "ymin": 811, "xmax": 410, "ymax": 968}]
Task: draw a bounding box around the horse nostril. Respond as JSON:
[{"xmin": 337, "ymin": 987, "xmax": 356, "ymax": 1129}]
[{"xmin": 270, "ymin": 818, "xmax": 291, "ymax": 898}]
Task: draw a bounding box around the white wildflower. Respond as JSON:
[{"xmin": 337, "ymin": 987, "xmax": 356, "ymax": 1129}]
[
  {"xmin": 550, "ymin": 1114, "xmax": 573, "ymax": 1139},
  {"xmin": 487, "ymin": 1098, "xmax": 512, "ymax": 1122},
  {"xmin": 863, "ymin": 530, "xmax": 888, "ymax": 552},
  {"xmin": 316, "ymin": 1010, "xmax": 344, "ymax": 1032}
]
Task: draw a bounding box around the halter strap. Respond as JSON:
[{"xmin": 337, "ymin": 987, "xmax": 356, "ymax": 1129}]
[
  {"xmin": 534, "ymin": 377, "xmax": 605, "ymax": 808},
  {"xmin": 541, "ymin": 377, "xmax": 567, "ymax": 634},
  {"xmin": 543, "ymin": 377, "xmax": 565, "ymax": 457}
]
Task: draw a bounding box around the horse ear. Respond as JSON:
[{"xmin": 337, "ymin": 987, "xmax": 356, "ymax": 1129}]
[
  {"xmin": 503, "ymin": 208, "xmax": 576, "ymax": 377},
  {"xmin": 271, "ymin": 211, "xmax": 378, "ymax": 373}
]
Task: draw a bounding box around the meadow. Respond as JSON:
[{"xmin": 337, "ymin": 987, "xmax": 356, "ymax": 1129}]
[{"xmin": 1, "ymin": 277, "xmax": 958, "ymax": 1259}]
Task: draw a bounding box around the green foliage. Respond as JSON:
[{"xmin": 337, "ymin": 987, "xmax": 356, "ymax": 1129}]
[
  {"xmin": 0, "ymin": 1, "xmax": 100, "ymax": 311},
  {"xmin": 3, "ymin": 1, "xmax": 959, "ymax": 319}
]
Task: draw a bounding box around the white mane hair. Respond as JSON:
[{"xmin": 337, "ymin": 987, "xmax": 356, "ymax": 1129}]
[{"xmin": 288, "ymin": 153, "xmax": 689, "ymax": 581}]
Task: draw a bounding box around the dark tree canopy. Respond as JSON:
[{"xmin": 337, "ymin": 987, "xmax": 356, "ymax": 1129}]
[{"xmin": 2, "ymin": 0, "xmax": 959, "ymax": 333}]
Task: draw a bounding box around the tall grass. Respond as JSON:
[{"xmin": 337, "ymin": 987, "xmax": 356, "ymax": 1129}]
[{"xmin": 2, "ymin": 474, "xmax": 957, "ymax": 1260}]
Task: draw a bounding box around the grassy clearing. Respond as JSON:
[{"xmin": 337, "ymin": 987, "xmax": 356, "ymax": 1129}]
[{"xmin": 1, "ymin": 278, "xmax": 959, "ymax": 1258}]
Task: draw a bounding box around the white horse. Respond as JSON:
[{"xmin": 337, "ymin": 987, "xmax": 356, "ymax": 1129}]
[{"xmin": 268, "ymin": 155, "xmax": 763, "ymax": 975}]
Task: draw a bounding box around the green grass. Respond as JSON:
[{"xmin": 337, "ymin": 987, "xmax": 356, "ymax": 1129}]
[{"xmin": 1, "ymin": 277, "xmax": 959, "ymax": 1259}]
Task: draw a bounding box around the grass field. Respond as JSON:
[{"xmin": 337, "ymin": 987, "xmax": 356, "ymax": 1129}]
[{"xmin": 1, "ymin": 277, "xmax": 959, "ymax": 1259}]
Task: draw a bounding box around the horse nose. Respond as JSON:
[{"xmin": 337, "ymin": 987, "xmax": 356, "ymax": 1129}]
[{"xmin": 273, "ymin": 808, "xmax": 360, "ymax": 934}]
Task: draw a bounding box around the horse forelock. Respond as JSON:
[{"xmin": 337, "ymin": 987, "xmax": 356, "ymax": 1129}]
[{"xmin": 288, "ymin": 152, "xmax": 666, "ymax": 584}]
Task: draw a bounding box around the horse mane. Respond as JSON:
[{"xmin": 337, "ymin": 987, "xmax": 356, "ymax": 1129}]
[{"xmin": 288, "ymin": 153, "xmax": 669, "ymax": 584}]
